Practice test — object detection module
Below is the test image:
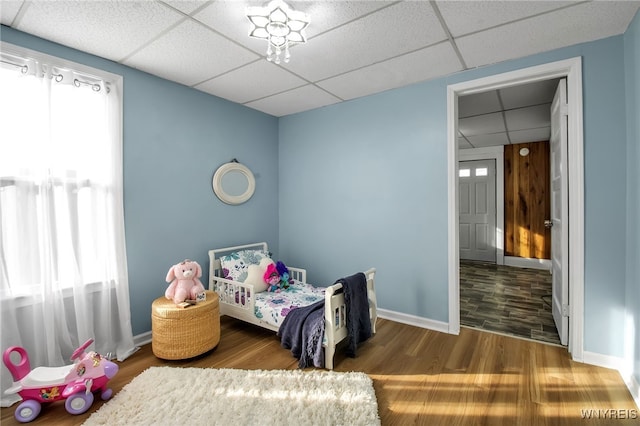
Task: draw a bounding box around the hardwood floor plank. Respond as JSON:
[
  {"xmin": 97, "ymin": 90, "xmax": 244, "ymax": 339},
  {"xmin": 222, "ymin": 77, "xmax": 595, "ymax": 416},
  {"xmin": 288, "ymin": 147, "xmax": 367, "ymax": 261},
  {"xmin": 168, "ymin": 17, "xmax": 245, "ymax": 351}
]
[{"xmin": 2, "ymin": 317, "xmax": 637, "ymax": 425}]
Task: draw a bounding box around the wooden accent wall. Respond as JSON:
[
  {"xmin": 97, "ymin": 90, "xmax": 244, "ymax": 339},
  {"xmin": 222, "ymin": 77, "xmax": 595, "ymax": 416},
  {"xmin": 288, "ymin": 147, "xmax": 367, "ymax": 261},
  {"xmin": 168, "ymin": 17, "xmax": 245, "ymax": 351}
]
[{"xmin": 504, "ymin": 141, "xmax": 551, "ymax": 259}]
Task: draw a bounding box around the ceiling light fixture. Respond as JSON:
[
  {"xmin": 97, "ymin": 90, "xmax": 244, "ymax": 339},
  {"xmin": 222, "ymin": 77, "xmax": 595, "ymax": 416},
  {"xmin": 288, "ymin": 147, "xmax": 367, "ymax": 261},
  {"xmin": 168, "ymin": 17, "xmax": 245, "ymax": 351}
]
[{"xmin": 247, "ymin": 0, "xmax": 310, "ymax": 64}]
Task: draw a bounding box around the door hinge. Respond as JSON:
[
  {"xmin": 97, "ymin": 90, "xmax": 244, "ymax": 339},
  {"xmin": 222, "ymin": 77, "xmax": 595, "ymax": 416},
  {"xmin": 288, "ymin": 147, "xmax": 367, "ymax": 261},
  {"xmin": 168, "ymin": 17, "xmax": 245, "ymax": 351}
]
[{"xmin": 562, "ymin": 304, "xmax": 570, "ymax": 317}]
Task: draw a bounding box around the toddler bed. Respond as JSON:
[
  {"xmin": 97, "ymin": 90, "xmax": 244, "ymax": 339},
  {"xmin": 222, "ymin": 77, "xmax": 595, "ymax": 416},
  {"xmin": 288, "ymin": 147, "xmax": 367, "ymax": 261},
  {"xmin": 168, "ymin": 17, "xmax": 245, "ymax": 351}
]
[{"xmin": 208, "ymin": 242, "xmax": 377, "ymax": 369}]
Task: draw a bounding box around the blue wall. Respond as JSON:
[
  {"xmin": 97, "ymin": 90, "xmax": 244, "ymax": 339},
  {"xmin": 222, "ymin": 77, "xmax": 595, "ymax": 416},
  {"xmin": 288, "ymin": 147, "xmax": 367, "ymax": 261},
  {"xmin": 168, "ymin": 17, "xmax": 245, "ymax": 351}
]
[
  {"xmin": 279, "ymin": 35, "xmax": 632, "ymax": 359},
  {"xmin": 624, "ymin": 11, "xmax": 640, "ymax": 386},
  {"xmin": 279, "ymin": 82, "xmax": 449, "ymax": 320},
  {"xmin": 0, "ymin": 26, "xmax": 280, "ymax": 336},
  {"xmin": 2, "ymin": 18, "xmax": 639, "ymax": 369}
]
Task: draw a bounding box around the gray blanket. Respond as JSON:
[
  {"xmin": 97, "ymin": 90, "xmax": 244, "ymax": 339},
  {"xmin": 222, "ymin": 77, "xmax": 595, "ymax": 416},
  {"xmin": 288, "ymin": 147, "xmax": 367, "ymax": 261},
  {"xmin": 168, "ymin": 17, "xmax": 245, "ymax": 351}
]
[
  {"xmin": 278, "ymin": 272, "xmax": 372, "ymax": 368},
  {"xmin": 278, "ymin": 300, "xmax": 325, "ymax": 368},
  {"xmin": 335, "ymin": 272, "xmax": 372, "ymax": 357}
]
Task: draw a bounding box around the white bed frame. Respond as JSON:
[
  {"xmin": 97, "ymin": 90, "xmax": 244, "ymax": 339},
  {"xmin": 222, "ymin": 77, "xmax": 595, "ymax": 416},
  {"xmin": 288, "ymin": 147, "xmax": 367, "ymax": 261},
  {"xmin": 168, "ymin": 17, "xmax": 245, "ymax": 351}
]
[{"xmin": 208, "ymin": 242, "xmax": 377, "ymax": 370}]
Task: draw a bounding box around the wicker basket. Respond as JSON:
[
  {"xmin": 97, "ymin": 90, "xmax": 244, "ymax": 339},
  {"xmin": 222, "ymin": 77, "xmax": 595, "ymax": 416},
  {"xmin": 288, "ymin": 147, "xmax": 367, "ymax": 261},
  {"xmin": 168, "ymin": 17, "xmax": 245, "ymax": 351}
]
[{"xmin": 151, "ymin": 290, "xmax": 220, "ymax": 360}]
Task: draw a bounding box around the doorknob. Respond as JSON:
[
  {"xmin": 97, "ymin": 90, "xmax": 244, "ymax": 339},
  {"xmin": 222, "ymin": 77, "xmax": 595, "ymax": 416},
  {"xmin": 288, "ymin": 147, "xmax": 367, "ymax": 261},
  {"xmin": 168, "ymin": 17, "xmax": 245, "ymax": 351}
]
[{"xmin": 544, "ymin": 220, "xmax": 553, "ymax": 228}]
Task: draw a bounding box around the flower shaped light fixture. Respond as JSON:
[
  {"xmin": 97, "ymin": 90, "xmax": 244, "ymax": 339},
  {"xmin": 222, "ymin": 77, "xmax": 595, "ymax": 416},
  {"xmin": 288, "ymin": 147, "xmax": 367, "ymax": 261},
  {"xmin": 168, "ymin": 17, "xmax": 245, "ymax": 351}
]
[{"xmin": 247, "ymin": 0, "xmax": 310, "ymax": 64}]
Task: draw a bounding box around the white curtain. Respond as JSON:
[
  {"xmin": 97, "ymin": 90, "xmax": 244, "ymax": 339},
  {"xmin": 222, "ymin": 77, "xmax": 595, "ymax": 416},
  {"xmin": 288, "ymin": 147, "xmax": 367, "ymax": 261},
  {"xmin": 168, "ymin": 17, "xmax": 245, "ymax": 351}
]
[{"xmin": 0, "ymin": 49, "xmax": 136, "ymax": 407}]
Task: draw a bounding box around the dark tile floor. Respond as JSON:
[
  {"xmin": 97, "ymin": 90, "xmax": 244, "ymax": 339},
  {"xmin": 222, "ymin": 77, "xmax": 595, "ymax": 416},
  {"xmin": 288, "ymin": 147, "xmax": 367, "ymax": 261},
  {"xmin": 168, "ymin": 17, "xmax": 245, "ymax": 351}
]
[{"xmin": 459, "ymin": 260, "xmax": 562, "ymax": 346}]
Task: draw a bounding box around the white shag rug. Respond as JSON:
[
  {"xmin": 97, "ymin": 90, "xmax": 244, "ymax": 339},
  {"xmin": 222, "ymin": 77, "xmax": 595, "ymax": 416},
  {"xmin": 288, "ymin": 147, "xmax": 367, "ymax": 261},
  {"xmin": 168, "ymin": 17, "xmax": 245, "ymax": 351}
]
[{"xmin": 83, "ymin": 366, "xmax": 380, "ymax": 426}]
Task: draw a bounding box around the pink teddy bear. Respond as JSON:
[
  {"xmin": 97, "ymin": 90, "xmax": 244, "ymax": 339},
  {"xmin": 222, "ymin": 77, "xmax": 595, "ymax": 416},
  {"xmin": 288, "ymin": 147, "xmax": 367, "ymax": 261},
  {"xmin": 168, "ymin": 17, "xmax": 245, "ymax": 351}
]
[{"xmin": 165, "ymin": 259, "xmax": 205, "ymax": 304}]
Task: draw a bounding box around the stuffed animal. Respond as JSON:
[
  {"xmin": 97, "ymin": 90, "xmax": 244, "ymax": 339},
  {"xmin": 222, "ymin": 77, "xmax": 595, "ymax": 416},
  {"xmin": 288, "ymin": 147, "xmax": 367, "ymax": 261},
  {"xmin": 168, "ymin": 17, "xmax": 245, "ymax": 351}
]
[
  {"xmin": 165, "ymin": 259, "xmax": 206, "ymax": 304},
  {"xmin": 276, "ymin": 261, "xmax": 293, "ymax": 286},
  {"xmin": 265, "ymin": 261, "xmax": 293, "ymax": 292},
  {"xmin": 264, "ymin": 263, "xmax": 280, "ymax": 286}
]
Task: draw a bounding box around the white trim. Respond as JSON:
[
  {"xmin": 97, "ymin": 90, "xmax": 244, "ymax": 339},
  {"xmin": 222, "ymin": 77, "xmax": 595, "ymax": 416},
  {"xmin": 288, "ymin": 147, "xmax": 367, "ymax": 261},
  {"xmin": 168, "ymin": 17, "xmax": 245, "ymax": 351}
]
[
  {"xmin": 459, "ymin": 146, "xmax": 505, "ymax": 266},
  {"xmin": 377, "ymin": 308, "xmax": 451, "ymax": 334},
  {"xmin": 581, "ymin": 351, "xmax": 640, "ymax": 408},
  {"xmin": 134, "ymin": 331, "xmax": 152, "ymax": 347},
  {"xmin": 447, "ymin": 86, "xmax": 461, "ymax": 335},
  {"xmin": 447, "ymin": 57, "xmax": 585, "ymax": 362},
  {"xmin": 504, "ymin": 256, "xmax": 552, "ymax": 271},
  {"xmin": 628, "ymin": 374, "xmax": 640, "ymax": 411}
]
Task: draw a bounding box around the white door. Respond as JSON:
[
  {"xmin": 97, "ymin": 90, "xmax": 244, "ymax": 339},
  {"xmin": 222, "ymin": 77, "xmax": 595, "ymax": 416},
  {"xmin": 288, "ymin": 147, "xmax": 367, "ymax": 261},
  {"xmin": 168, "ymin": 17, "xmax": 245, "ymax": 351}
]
[
  {"xmin": 550, "ymin": 79, "xmax": 569, "ymax": 346},
  {"xmin": 459, "ymin": 159, "xmax": 496, "ymax": 262}
]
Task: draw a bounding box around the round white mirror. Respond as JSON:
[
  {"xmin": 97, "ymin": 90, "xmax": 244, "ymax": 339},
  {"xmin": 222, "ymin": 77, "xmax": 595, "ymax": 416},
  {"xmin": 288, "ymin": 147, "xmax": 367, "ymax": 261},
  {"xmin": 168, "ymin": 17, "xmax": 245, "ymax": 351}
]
[{"xmin": 212, "ymin": 161, "xmax": 255, "ymax": 205}]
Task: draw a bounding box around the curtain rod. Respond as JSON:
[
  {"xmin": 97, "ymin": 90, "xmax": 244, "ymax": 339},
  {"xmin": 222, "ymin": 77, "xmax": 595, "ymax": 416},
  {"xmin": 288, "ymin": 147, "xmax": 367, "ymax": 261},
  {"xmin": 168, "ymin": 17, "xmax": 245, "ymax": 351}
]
[{"xmin": 1, "ymin": 57, "xmax": 108, "ymax": 93}]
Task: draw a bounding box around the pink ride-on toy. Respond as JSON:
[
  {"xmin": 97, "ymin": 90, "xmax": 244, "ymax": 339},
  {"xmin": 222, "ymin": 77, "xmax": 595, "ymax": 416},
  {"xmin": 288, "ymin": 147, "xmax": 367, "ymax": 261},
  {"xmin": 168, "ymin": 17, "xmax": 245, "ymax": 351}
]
[{"xmin": 3, "ymin": 339, "xmax": 119, "ymax": 423}]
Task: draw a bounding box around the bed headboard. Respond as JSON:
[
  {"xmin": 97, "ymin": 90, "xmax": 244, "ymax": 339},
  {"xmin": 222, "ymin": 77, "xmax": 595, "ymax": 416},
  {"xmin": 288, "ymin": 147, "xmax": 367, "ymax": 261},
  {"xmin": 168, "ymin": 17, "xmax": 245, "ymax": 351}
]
[{"xmin": 208, "ymin": 242, "xmax": 268, "ymax": 289}]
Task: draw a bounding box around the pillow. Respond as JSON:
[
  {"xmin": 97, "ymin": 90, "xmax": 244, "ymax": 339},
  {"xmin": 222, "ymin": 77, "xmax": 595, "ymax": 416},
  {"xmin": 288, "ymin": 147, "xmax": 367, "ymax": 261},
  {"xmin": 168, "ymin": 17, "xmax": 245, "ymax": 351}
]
[
  {"xmin": 220, "ymin": 249, "xmax": 271, "ymax": 282},
  {"xmin": 244, "ymin": 258, "xmax": 274, "ymax": 293}
]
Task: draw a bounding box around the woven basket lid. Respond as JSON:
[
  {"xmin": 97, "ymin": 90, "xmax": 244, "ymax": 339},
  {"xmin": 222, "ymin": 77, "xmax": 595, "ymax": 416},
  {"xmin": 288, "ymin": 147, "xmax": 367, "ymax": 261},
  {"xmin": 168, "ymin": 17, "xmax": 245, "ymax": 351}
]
[{"xmin": 152, "ymin": 291, "xmax": 218, "ymax": 320}]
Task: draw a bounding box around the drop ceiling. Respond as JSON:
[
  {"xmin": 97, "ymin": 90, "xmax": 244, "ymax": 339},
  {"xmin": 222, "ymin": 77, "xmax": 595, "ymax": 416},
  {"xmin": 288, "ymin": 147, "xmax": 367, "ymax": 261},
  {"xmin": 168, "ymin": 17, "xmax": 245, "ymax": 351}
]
[
  {"xmin": 458, "ymin": 78, "xmax": 561, "ymax": 150},
  {"xmin": 1, "ymin": 0, "xmax": 638, "ymax": 146}
]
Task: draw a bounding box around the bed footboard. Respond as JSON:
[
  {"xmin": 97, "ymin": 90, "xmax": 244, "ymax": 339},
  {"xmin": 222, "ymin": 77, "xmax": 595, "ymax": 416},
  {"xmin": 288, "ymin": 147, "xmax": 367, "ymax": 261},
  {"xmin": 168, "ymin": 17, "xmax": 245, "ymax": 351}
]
[{"xmin": 323, "ymin": 268, "xmax": 377, "ymax": 370}]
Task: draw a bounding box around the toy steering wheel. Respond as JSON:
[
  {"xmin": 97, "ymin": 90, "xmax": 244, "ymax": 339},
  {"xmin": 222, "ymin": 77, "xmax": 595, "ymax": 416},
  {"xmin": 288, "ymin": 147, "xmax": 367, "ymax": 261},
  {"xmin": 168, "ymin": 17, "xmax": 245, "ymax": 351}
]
[{"xmin": 71, "ymin": 339, "xmax": 94, "ymax": 361}]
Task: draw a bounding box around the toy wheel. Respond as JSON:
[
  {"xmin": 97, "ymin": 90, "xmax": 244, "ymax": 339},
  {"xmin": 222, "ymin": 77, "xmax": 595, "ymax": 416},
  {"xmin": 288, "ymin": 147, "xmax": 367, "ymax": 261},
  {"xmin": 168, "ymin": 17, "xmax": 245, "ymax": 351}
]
[
  {"xmin": 14, "ymin": 400, "xmax": 41, "ymax": 423},
  {"xmin": 65, "ymin": 391, "xmax": 94, "ymax": 415},
  {"xmin": 101, "ymin": 388, "xmax": 113, "ymax": 400}
]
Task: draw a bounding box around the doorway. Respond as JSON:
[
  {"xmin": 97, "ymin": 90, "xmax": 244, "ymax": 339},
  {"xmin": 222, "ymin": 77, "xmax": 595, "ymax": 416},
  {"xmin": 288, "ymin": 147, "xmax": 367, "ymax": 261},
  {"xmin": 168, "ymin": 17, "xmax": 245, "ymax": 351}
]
[
  {"xmin": 458, "ymin": 141, "xmax": 558, "ymax": 346},
  {"xmin": 446, "ymin": 58, "xmax": 585, "ymax": 361}
]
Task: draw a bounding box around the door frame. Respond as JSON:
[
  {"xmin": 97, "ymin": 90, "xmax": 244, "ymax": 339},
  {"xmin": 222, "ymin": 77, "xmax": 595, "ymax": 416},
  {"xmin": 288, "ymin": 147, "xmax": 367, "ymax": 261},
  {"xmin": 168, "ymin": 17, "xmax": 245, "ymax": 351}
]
[{"xmin": 446, "ymin": 57, "xmax": 584, "ymax": 361}]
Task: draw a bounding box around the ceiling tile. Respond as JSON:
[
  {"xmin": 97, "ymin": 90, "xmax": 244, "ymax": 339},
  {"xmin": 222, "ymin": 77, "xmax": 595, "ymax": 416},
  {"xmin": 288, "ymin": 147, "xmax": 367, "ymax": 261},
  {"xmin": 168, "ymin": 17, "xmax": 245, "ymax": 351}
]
[
  {"xmin": 0, "ymin": 1, "xmax": 24, "ymax": 26},
  {"xmin": 436, "ymin": 1, "xmax": 575, "ymax": 37},
  {"xmin": 245, "ymin": 84, "xmax": 341, "ymax": 117},
  {"xmin": 195, "ymin": 1, "xmax": 398, "ymax": 59},
  {"xmin": 466, "ymin": 132, "xmax": 510, "ymax": 148},
  {"xmin": 458, "ymin": 90, "xmax": 501, "ymax": 119},
  {"xmin": 193, "ymin": 1, "xmax": 268, "ymax": 57},
  {"xmin": 123, "ymin": 19, "xmax": 259, "ymax": 87},
  {"xmin": 508, "ymin": 127, "xmax": 551, "ymax": 144},
  {"xmin": 459, "ymin": 112, "xmax": 505, "ymax": 136},
  {"xmin": 318, "ymin": 41, "xmax": 462, "ymax": 101},
  {"xmin": 505, "ymin": 104, "xmax": 550, "ymax": 131},
  {"xmin": 458, "ymin": 137, "xmax": 473, "ymax": 150},
  {"xmin": 283, "ymin": 1, "xmax": 447, "ymax": 82},
  {"xmin": 161, "ymin": 0, "xmax": 207, "ymax": 15},
  {"xmin": 499, "ymin": 78, "xmax": 559, "ymax": 110},
  {"xmin": 290, "ymin": 1, "xmax": 395, "ymax": 38},
  {"xmin": 195, "ymin": 60, "xmax": 307, "ymax": 104},
  {"xmin": 14, "ymin": 1, "xmax": 185, "ymax": 62},
  {"xmin": 456, "ymin": 1, "xmax": 640, "ymax": 69}
]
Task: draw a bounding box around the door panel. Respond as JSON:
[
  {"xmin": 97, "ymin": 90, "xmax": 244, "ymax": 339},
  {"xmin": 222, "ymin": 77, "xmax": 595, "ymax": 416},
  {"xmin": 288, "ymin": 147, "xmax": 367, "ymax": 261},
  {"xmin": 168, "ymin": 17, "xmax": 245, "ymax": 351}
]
[
  {"xmin": 504, "ymin": 142, "xmax": 551, "ymax": 259},
  {"xmin": 459, "ymin": 159, "xmax": 496, "ymax": 262},
  {"xmin": 550, "ymin": 78, "xmax": 569, "ymax": 346}
]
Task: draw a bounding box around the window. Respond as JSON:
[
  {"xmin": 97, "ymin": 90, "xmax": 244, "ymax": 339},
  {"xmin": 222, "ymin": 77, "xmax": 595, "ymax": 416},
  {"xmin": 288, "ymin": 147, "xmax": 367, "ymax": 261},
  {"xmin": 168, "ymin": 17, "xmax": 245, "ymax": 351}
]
[
  {"xmin": 0, "ymin": 45, "xmax": 135, "ymax": 402},
  {"xmin": 459, "ymin": 168, "xmax": 471, "ymax": 178},
  {"xmin": 0, "ymin": 43, "xmax": 125, "ymax": 297}
]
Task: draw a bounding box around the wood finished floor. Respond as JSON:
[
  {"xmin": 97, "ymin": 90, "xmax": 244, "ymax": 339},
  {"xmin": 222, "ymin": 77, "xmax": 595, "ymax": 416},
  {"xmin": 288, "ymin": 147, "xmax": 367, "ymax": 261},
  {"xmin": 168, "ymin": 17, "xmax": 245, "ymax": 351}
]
[
  {"xmin": 460, "ymin": 260, "xmax": 562, "ymax": 346},
  {"xmin": 2, "ymin": 317, "xmax": 637, "ymax": 425}
]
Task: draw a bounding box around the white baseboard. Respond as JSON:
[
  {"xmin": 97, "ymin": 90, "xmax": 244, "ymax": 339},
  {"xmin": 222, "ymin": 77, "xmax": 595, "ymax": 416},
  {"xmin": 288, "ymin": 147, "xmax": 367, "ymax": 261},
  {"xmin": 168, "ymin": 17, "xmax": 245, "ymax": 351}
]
[
  {"xmin": 583, "ymin": 350, "xmax": 640, "ymax": 409},
  {"xmin": 627, "ymin": 374, "xmax": 640, "ymax": 410},
  {"xmin": 583, "ymin": 350, "xmax": 626, "ymax": 371},
  {"xmin": 134, "ymin": 330, "xmax": 152, "ymax": 347},
  {"xmin": 377, "ymin": 308, "xmax": 450, "ymax": 334},
  {"xmin": 504, "ymin": 256, "xmax": 551, "ymax": 270}
]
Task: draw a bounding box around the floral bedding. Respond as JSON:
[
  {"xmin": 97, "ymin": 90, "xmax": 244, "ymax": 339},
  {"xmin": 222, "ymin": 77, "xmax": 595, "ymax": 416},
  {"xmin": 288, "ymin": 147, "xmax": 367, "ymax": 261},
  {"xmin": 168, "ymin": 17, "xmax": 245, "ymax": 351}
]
[{"xmin": 254, "ymin": 282, "xmax": 325, "ymax": 328}]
